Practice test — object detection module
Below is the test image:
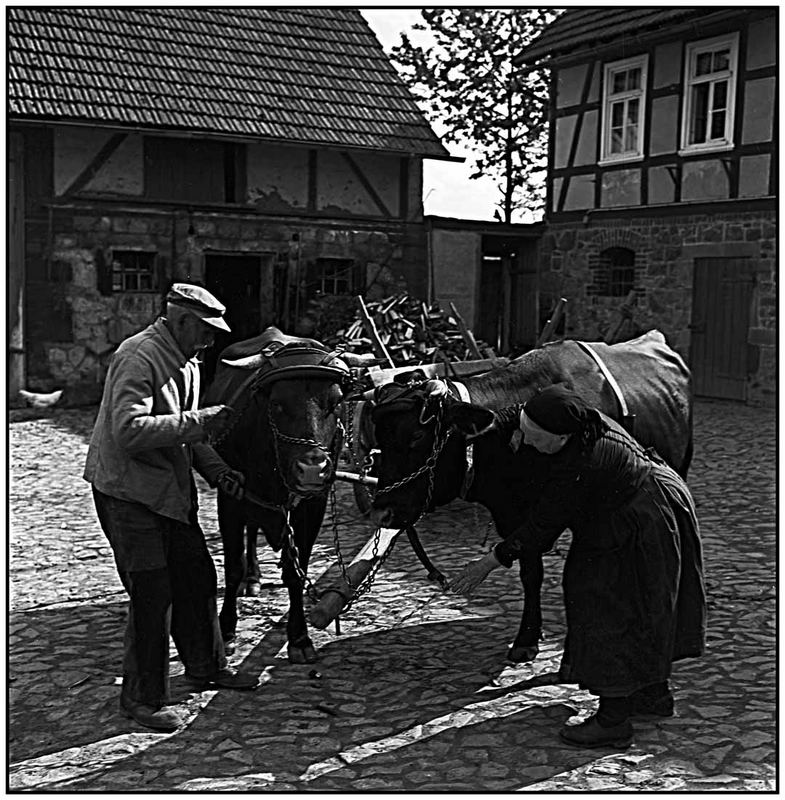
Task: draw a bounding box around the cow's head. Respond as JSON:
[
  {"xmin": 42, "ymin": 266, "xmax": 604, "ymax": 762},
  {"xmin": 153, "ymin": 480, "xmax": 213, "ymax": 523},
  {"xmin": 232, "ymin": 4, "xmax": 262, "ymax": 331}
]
[
  {"xmin": 368, "ymin": 372, "xmax": 495, "ymax": 528},
  {"xmin": 221, "ymin": 344, "xmax": 377, "ymax": 501}
]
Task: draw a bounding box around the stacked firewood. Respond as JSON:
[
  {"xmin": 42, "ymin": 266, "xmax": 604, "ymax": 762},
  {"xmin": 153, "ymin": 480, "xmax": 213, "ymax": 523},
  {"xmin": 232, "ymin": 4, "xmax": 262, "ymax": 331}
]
[{"xmin": 333, "ymin": 294, "xmax": 495, "ymax": 366}]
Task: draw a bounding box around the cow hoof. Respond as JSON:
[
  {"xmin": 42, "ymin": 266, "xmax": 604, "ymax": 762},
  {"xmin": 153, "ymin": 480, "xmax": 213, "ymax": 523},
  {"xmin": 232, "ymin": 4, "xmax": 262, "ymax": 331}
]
[
  {"xmin": 287, "ymin": 643, "xmax": 319, "ymax": 664},
  {"xmin": 245, "ymin": 580, "xmax": 261, "ymax": 597},
  {"xmin": 507, "ymin": 643, "xmax": 539, "ymax": 663}
]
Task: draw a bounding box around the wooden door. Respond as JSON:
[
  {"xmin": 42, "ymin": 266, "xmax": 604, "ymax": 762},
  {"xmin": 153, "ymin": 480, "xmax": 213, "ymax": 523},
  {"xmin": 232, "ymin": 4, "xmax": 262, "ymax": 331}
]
[{"xmin": 690, "ymin": 257, "xmax": 754, "ymax": 400}]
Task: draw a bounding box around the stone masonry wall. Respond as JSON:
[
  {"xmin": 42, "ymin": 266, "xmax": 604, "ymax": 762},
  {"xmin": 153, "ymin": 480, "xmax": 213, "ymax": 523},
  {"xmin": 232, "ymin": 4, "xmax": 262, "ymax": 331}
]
[
  {"xmin": 538, "ymin": 208, "xmax": 776, "ymax": 405},
  {"xmin": 27, "ymin": 208, "xmax": 425, "ymax": 404}
]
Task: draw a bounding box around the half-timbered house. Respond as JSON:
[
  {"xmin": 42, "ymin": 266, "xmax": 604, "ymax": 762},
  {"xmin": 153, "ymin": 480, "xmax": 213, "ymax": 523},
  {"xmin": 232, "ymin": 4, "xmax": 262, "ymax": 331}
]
[
  {"xmin": 7, "ymin": 8, "xmax": 451, "ymax": 402},
  {"xmin": 517, "ymin": 7, "xmax": 776, "ymax": 403}
]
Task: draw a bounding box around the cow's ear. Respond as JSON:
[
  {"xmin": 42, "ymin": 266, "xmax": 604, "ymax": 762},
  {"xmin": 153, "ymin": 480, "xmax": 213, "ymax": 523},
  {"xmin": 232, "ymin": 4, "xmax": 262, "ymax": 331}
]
[{"xmin": 445, "ymin": 402, "xmax": 495, "ymax": 438}]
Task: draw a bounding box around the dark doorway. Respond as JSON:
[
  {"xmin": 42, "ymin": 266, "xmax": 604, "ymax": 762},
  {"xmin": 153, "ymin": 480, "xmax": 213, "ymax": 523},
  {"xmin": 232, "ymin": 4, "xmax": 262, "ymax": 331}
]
[{"xmin": 204, "ymin": 252, "xmax": 275, "ymax": 384}]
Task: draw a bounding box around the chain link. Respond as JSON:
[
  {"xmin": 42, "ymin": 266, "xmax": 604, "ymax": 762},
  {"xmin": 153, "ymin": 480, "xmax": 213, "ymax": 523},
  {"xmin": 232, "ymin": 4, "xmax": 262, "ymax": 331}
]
[{"xmin": 282, "ymin": 506, "xmax": 321, "ymax": 603}]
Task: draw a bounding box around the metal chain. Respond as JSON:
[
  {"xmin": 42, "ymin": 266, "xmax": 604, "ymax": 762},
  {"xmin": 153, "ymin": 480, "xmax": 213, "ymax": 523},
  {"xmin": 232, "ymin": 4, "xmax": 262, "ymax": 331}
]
[
  {"xmin": 343, "ymin": 401, "xmax": 375, "ymax": 507},
  {"xmin": 340, "ymin": 526, "xmax": 398, "ymax": 613},
  {"xmin": 374, "ymin": 398, "xmax": 451, "ymax": 502},
  {"xmin": 268, "ymin": 403, "xmax": 346, "ymax": 601},
  {"xmin": 282, "ymin": 505, "xmax": 321, "ymax": 603}
]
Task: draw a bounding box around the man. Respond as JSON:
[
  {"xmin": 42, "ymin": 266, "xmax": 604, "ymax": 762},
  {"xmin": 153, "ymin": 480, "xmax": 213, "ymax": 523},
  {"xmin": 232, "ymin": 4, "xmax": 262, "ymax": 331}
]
[{"xmin": 84, "ymin": 283, "xmax": 259, "ymax": 733}]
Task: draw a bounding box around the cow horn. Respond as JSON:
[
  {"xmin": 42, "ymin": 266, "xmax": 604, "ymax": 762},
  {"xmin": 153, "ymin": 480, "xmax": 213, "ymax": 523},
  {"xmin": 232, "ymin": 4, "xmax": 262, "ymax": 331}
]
[{"xmin": 221, "ymin": 353, "xmax": 266, "ymax": 370}]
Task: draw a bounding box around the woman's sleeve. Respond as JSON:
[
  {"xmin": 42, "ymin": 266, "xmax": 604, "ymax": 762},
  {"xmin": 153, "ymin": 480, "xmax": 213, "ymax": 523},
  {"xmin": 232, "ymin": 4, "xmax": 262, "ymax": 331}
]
[{"xmin": 492, "ymin": 464, "xmax": 579, "ymax": 567}]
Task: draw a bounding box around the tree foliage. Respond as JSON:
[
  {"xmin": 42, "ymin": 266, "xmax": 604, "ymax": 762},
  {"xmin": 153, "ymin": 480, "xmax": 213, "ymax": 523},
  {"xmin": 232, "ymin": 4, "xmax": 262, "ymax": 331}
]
[{"xmin": 391, "ymin": 9, "xmax": 560, "ymax": 223}]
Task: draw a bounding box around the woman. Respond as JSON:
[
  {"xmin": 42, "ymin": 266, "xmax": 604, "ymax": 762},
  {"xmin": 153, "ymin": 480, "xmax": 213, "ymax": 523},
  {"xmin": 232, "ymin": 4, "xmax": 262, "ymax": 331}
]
[{"xmin": 451, "ymin": 384, "xmax": 706, "ymax": 748}]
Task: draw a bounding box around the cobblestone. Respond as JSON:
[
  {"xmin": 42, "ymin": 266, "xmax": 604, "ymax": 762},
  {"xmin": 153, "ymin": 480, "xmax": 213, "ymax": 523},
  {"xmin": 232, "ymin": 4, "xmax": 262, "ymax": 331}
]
[{"xmin": 7, "ymin": 399, "xmax": 776, "ymax": 791}]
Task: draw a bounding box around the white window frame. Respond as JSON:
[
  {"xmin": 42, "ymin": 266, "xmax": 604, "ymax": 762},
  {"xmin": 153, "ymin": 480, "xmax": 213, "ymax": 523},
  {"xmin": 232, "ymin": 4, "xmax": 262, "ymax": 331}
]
[
  {"xmin": 599, "ymin": 54, "xmax": 649, "ymax": 165},
  {"xmin": 680, "ymin": 32, "xmax": 739, "ymax": 155}
]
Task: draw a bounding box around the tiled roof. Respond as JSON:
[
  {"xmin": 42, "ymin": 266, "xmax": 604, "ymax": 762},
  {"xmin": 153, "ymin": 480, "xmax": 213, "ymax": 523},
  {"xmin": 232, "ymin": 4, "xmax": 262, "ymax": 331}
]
[
  {"xmin": 7, "ymin": 7, "xmax": 449, "ymax": 158},
  {"xmin": 517, "ymin": 7, "xmax": 728, "ymax": 62}
]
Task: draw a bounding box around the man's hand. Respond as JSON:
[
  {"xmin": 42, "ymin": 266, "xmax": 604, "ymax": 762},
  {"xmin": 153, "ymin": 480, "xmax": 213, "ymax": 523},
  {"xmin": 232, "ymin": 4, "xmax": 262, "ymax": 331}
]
[
  {"xmin": 198, "ymin": 404, "xmax": 234, "ymax": 440},
  {"xmin": 449, "ymin": 550, "xmax": 502, "ymax": 597},
  {"xmin": 218, "ymin": 469, "xmax": 246, "ymax": 500}
]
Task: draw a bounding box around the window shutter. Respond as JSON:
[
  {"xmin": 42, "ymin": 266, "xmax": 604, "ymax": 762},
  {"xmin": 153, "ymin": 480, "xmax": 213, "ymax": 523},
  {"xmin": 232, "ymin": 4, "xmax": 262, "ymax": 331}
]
[{"xmin": 95, "ymin": 248, "xmax": 112, "ymax": 296}]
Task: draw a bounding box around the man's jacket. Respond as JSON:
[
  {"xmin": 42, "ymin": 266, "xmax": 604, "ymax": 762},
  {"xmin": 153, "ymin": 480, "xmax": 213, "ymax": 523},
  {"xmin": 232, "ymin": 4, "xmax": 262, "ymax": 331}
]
[{"xmin": 84, "ymin": 318, "xmax": 228, "ymax": 523}]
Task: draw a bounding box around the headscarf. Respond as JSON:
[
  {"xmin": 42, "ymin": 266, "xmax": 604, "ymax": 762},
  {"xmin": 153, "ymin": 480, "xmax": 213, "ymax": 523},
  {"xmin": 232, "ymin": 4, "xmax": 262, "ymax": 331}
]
[{"xmin": 524, "ymin": 384, "xmax": 607, "ymax": 455}]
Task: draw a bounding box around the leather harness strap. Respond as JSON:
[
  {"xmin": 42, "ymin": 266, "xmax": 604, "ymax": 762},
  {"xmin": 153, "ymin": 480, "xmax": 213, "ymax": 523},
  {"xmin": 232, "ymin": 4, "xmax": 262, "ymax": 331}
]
[
  {"xmin": 575, "ymin": 340, "xmax": 635, "ymax": 433},
  {"xmin": 447, "ymin": 378, "xmax": 471, "ymax": 403}
]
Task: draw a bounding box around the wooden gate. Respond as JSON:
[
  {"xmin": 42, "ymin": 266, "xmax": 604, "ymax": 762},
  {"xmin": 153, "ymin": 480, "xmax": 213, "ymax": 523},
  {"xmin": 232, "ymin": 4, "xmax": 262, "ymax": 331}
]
[{"xmin": 689, "ymin": 257, "xmax": 754, "ymax": 401}]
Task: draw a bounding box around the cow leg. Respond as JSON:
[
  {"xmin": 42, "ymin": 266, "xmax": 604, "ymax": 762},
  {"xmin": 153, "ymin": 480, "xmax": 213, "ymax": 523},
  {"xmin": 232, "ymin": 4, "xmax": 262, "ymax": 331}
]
[
  {"xmin": 508, "ymin": 551, "xmax": 544, "ymax": 663},
  {"xmin": 244, "ymin": 526, "xmax": 261, "ymax": 597},
  {"xmin": 217, "ymin": 494, "xmax": 245, "ymax": 648}
]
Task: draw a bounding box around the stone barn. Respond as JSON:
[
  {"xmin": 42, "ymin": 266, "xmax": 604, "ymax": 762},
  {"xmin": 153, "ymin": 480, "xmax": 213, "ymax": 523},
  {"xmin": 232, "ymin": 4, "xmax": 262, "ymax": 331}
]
[{"xmin": 7, "ymin": 8, "xmax": 452, "ymax": 403}]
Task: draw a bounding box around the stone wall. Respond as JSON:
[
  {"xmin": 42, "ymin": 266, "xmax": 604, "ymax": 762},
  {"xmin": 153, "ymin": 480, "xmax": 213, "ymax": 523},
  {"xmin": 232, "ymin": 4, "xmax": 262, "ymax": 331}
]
[
  {"xmin": 26, "ymin": 207, "xmax": 426, "ymax": 404},
  {"xmin": 538, "ymin": 208, "xmax": 777, "ymax": 405}
]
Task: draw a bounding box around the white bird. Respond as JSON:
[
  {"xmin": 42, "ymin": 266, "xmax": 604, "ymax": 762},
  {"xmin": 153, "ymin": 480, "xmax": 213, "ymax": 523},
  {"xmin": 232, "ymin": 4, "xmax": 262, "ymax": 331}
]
[{"xmin": 18, "ymin": 388, "xmax": 63, "ymax": 409}]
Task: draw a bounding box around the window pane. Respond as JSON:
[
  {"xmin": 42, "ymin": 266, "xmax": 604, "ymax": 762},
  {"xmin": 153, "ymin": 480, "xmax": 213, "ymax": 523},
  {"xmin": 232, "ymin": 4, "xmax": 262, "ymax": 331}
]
[
  {"xmin": 624, "ymin": 125, "xmax": 639, "ymax": 152},
  {"xmin": 612, "ymin": 70, "xmax": 627, "ymax": 93},
  {"xmin": 611, "ymin": 101, "xmax": 624, "ymax": 127},
  {"xmin": 695, "ymin": 51, "xmax": 713, "ymax": 76},
  {"xmin": 690, "ymin": 83, "xmax": 710, "ymax": 143},
  {"xmin": 610, "ymin": 127, "xmax": 624, "ymax": 153},
  {"xmin": 627, "ymin": 68, "xmax": 641, "ymax": 90},
  {"xmin": 713, "ymin": 49, "xmax": 730, "ymax": 71},
  {"xmin": 712, "ymin": 79, "xmax": 728, "ymax": 110},
  {"xmin": 710, "ymin": 109, "xmax": 726, "ymax": 139},
  {"xmin": 627, "ymin": 97, "xmax": 640, "ymax": 125}
]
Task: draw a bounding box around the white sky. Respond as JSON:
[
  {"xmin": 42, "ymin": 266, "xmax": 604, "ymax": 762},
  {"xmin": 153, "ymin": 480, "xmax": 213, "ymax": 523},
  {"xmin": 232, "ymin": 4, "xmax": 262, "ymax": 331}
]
[{"xmin": 360, "ymin": 8, "xmax": 511, "ymax": 223}]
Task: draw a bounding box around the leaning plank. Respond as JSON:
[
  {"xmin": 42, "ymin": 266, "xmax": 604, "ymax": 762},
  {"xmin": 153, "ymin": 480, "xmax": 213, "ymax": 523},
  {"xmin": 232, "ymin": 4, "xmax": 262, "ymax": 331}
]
[
  {"xmin": 603, "ymin": 289, "xmax": 637, "ymax": 344},
  {"xmin": 310, "ymin": 527, "xmax": 401, "ymax": 629},
  {"xmin": 536, "ymin": 297, "xmax": 567, "ymax": 347},
  {"xmin": 356, "ymin": 295, "xmax": 395, "ymax": 368},
  {"xmin": 449, "ymin": 302, "xmax": 484, "ymax": 359}
]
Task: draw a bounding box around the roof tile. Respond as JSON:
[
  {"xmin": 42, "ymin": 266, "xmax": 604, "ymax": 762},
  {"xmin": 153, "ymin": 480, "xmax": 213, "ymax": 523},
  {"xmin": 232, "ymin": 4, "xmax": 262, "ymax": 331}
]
[
  {"xmin": 8, "ymin": 7, "xmax": 448, "ymax": 158},
  {"xmin": 518, "ymin": 8, "xmax": 731, "ymax": 62}
]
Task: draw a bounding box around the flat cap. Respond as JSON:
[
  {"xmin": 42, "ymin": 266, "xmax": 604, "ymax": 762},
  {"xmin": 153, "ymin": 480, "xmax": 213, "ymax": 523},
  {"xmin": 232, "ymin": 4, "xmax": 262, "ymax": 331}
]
[{"xmin": 166, "ymin": 283, "xmax": 231, "ymax": 332}]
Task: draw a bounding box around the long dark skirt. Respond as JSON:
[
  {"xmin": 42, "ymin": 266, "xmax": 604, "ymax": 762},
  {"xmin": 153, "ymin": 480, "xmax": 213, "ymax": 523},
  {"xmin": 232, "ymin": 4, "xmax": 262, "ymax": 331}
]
[{"xmin": 559, "ymin": 463, "xmax": 706, "ymax": 697}]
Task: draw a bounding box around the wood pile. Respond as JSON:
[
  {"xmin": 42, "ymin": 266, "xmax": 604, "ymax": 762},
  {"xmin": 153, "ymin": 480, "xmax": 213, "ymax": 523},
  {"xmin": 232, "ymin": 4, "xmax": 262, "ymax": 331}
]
[{"xmin": 333, "ymin": 294, "xmax": 496, "ymax": 366}]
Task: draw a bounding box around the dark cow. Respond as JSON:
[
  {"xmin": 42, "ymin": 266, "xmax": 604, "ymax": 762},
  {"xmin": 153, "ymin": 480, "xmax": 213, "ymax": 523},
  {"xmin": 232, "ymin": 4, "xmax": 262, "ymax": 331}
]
[
  {"xmin": 203, "ymin": 326, "xmax": 372, "ymax": 663},
  {"xmin": 368, "ymin": 331, "xmax": 692, "ymax": 662}
]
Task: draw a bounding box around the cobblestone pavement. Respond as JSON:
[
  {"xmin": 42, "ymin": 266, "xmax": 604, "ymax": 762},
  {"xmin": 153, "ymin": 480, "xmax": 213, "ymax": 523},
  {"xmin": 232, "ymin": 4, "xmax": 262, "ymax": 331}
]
[{"xmin": 8, "ymin": 399, "xmax": 776, "ymax": 792}]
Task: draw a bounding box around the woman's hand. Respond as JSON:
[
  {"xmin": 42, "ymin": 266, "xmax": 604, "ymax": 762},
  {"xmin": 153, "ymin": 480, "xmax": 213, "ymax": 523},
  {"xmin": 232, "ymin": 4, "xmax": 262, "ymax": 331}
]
[{"xmin": 450, "ymin": 550, "xmax": 502, "ymax": 596}]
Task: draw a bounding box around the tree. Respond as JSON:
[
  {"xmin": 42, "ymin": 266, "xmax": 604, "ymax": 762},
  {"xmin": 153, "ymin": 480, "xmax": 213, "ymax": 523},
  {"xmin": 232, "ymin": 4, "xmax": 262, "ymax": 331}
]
[{"xmin": 391, "ymin": 9, "xmax": 560, "ymax": 223}]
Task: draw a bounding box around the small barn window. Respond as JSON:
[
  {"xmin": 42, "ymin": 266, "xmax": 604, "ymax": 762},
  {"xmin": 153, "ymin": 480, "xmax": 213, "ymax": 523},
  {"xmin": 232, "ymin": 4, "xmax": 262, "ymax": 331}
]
[
  {"xmin": 111, "ymin": 250, "xmax": 158, "ymax": 292},
  {"xmin": 594, "ymin": 247, "xmax": 636, "ymax": 297},
  {"xmin": 310, "ymin": 258, "xmax": 358, "ymax": 297}
]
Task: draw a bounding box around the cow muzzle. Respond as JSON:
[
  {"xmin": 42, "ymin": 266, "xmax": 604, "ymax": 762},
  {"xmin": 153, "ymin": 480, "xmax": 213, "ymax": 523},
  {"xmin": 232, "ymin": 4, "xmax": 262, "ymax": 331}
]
[{"xmin": 293, "ymin": 449, "xmax": 333, "ymax": 494}]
